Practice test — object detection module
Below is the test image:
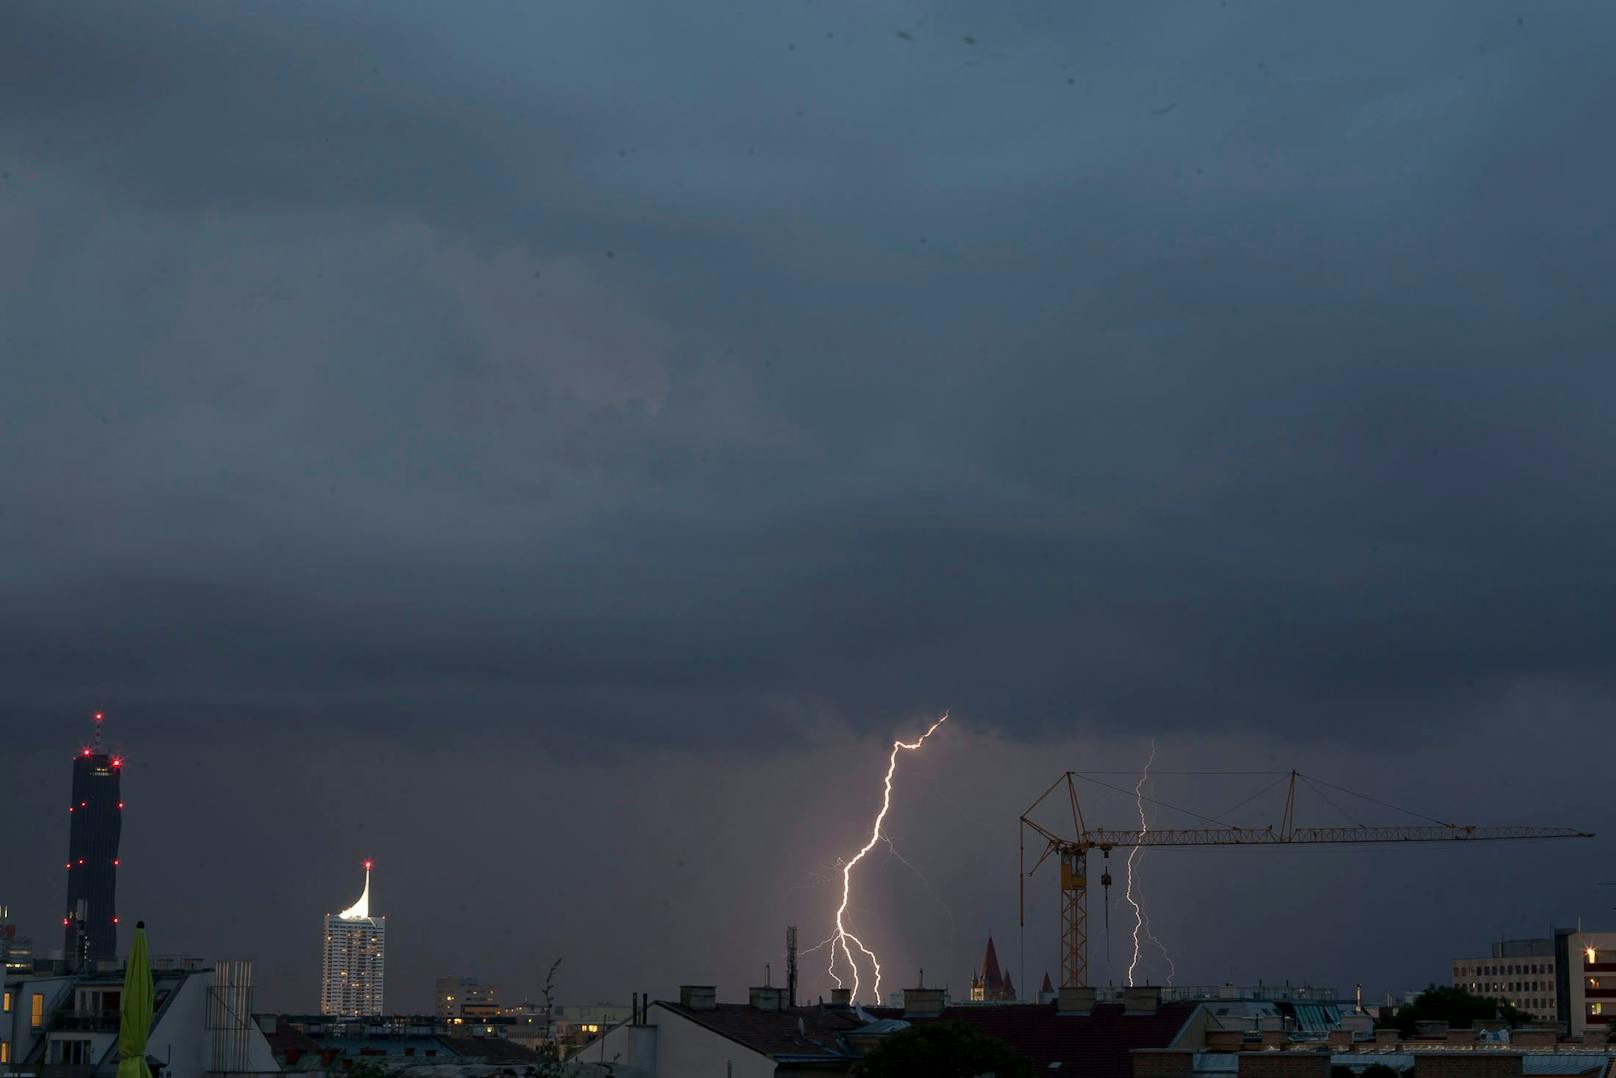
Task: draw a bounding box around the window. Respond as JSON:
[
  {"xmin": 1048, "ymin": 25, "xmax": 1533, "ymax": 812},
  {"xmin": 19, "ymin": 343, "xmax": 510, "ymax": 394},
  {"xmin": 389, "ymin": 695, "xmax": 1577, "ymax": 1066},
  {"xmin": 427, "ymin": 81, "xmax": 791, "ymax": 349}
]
[
  {"xmin": 2, "ymin": 990, "xmax": 10, "ymax": 1012},
  {"xmin": 31, "ymin": 993, "xmax": 45, "ymax": 1028},
  {"xmin": 1, "ymin": 1041, "xmax": 10, "ymax": 1064}
]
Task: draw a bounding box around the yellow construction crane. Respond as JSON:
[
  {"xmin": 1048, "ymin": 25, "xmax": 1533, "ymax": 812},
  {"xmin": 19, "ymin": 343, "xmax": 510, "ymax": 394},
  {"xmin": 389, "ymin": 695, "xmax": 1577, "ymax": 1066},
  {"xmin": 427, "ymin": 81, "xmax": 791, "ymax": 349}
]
[{"xmin": 1020, "ymin": 770, "xmax": 1594, "ymax": 989}]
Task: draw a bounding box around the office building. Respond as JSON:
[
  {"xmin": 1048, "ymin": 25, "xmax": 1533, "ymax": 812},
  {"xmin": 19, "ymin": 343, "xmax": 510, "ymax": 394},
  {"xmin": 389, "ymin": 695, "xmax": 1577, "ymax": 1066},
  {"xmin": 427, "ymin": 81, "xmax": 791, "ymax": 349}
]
[
  {"xmin": 62, "ymin": 714, "xmax": 123, "ymax": 966},
  {"xmin": 1451, "ymin": 938, "xmax": 1558, "ymax": 1023},
  {"xmin": 319, "ymin": 862, "xmax": 386, "ymax": 1018},
  {"xmin": 1557, "ymin": 929, "xmax": 1616, "ymax": 1038},
  {"xmin": 435, "ymin": 977, "xmax": 498, "ymax": 1021}
]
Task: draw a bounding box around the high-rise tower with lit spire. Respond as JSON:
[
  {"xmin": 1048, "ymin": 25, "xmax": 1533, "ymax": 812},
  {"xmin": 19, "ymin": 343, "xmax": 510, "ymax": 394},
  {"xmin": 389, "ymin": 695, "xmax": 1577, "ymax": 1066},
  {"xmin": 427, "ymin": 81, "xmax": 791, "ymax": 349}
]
[
  {"xmin": 320, "ymin": 861, "xmax": 386, "ymax": 1016},
  {"xmin": 63, "ymin": 711, "xmax": 123, "ymax": 966}
]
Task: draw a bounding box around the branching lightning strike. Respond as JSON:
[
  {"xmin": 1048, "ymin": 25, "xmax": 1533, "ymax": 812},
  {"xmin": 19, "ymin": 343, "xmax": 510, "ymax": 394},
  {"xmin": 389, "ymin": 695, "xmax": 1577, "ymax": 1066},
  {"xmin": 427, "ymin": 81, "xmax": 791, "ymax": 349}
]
[
  {"xmin": 827, "ymin": 712, "xmax": 949, "ymax": 1004},
  {"xmin": 1125, "ymin": 739, "xmax": 1176, "ymax": 986}
]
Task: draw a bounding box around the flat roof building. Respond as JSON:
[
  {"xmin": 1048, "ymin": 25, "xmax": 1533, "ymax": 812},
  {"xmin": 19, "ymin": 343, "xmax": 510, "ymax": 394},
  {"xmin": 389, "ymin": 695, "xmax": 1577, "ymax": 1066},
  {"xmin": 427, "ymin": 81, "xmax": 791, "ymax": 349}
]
[{"xmin": 1452, "ymin": 938, "xmax": 1558, "ymax": 1024}]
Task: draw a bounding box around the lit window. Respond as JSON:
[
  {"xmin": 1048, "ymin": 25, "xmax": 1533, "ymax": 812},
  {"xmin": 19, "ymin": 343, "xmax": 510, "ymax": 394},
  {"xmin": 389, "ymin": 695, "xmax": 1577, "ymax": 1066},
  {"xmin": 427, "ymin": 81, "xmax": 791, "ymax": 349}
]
[
  {"xmin": 31, "ymin": 994, "xmax": 45, "ymax": 1028},
  {"xmin": 1593, "ymin": 1003, "xmax": 1604, "ymax": 1016},
  {"xmin": 2, "ymin": 991, "xmax": 10, "ymax": 1012},
  {"xmin": 1, "ymin": 1040, "xmax": 10, "ymax": 1063}
]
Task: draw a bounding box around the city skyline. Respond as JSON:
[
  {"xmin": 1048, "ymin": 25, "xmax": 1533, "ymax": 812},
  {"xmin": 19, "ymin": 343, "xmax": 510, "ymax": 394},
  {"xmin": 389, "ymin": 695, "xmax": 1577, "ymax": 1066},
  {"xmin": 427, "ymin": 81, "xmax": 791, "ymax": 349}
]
[{"xmin": 4, "ymin": 0, "xmax": 1615, "ymax": 1022}]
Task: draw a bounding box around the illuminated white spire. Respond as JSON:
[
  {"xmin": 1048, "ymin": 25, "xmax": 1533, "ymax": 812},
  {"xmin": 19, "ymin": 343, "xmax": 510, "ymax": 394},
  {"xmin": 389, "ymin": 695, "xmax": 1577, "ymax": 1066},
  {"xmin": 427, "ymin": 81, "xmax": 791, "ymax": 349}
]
[{"xmin": 338, "ymin": 860, "xmax": 373, "ymax": 920}]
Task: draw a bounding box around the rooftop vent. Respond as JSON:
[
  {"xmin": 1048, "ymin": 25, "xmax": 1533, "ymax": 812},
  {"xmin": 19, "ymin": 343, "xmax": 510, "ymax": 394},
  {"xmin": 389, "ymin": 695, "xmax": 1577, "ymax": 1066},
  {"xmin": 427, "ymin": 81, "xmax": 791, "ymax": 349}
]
[
  {"xmin": 1056, "ymin": 987, "xmax": 1097, "ymax": 1016},
  {"xmin": 749, "ymin": 987, "xmax": 789, "ymax": 1012},
  {"xmin": 901, "ymin": 988, "xmax": 945, "ymax": 1019},
  {"xmin": 1122, "ymin": 986, "xmax": 1161, "ymax": 1015},
  {"xmin": 678, "ymin": 986, "xmax": 716, "ymax": 1011}
]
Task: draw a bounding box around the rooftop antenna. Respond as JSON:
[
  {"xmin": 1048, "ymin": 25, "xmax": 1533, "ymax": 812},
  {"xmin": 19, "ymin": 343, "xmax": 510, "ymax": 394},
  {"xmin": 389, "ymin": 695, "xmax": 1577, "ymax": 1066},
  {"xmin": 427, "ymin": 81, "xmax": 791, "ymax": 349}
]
[
  {"xmin": 92, "ymin": 711, "xmax": 105, "ymax": 753},
  {"xmin": 786, "ymin": 926, "xmax": 798, "ymax": 1007}
]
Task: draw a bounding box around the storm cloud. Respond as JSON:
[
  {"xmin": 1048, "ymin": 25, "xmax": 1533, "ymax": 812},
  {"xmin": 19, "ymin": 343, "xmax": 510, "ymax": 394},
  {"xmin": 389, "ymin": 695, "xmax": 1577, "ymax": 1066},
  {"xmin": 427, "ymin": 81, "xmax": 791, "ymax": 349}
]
[{"xmin": 2, "ymin": 0, "xmax": 1613, "ymax": 1009}]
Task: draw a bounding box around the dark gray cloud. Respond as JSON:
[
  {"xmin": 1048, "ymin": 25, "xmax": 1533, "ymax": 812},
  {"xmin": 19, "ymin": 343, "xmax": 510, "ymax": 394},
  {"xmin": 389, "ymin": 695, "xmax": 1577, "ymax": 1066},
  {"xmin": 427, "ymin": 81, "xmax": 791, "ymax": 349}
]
[{"xmin": 2, "ymin": 0, "xmax": 1613, "ymax": 1010}]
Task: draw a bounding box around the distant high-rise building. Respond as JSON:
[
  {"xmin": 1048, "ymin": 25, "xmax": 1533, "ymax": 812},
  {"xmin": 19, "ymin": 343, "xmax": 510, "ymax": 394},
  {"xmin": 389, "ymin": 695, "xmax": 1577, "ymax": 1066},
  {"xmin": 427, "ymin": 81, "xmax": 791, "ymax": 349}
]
[
  {"xmin": 320, "ymin": 862, "xmax": 386, "ymax": 1017},
  {"xmin": 62, "ymin": 712, "xmax": 123, "ymax": 966},
  {"xmin": 1, "ymin": 905, "xmax": 34, "ymax": 972},
  {"xmin": 436, "ymin": 976, "xmax": 499, "ymax": 1021}
]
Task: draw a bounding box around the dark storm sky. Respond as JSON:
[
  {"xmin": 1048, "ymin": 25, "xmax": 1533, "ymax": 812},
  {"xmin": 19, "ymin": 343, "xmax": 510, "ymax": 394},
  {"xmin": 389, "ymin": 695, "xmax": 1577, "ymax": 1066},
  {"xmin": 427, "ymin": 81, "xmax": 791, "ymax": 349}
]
[{"xmin": 2, "ymin": 1, "xmax": 1614, "ymax": 1011}]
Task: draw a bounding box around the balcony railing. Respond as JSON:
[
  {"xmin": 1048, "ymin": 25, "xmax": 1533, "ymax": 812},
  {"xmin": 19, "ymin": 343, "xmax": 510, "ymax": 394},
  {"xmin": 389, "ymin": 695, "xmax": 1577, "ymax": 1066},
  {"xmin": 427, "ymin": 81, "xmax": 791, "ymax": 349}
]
[{"xmin": 50, "ymin": 1010, "xmax": 121, "ymax": 1031}]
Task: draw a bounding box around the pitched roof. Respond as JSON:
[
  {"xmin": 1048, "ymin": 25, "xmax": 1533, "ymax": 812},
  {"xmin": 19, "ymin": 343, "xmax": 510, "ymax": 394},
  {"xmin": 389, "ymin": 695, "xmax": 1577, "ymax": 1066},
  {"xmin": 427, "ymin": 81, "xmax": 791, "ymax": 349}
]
[
  {"xmin": 1041, "ymin": 973, "xmax": 1055, "ymax": 994},
  {"xmin": 657, "ymin": 1002, "xmax": 863, "ymax": 1062},
  {"xmin": 895, "ymin": 1001, "xmax": 1199, "ymax": 1078},
  {"xmin": 1002, "ymin": 971, "xmax": 1017, "ymax": 1000},
  {"xmin": 435, "ymin": 1036, "xmax": 542, "ymax": 1062},
  {"xmin": 981, "ymin": 936, "xmax": 1004, "ymax": 992}
]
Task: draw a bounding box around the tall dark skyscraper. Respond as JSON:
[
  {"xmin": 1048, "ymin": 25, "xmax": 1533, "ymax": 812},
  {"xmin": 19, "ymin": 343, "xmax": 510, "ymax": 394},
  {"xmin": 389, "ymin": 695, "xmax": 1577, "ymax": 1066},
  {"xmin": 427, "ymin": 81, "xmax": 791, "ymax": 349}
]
[{"xmin": 63, "ymin": 712, "xmax": 122, "ymax": 965}]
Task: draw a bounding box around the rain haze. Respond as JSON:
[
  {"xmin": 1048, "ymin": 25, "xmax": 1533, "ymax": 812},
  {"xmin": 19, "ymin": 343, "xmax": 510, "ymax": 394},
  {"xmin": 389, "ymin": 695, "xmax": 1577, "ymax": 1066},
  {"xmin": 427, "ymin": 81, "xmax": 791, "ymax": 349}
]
[{"xmin": 2, "ymin": 0, "xmax": 1614, "ymax": 1015}]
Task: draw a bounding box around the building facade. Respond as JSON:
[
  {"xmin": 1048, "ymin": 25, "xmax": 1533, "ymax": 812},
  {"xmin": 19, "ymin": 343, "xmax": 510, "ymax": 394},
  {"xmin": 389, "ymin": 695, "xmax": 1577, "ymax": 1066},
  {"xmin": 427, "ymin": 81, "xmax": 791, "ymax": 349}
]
[
  {"xmin": 1557, "ymin": 929, "xmax": 1616, "ymax": 1038},
  {"xmin": 1451, "ymin": 938, "xmax": 1558, "ymax": 1024},
  {"xmin": 320, "ymin": 863, "xmax": 385, "ymax": 1017},
  {"xmin": 434, "ymin": 977, "xmax": 498, "ymax": 1021},
  {"xmin": 62, "ymin": 715, "xmax": 123, "ymax": 966},
  {"xmin": 0, "ymin": 908, "xmax": 32, "ymax": 975},
  {"xmin": 2, "ymin": 958, "xmax": 278, "ymax": 1078}
]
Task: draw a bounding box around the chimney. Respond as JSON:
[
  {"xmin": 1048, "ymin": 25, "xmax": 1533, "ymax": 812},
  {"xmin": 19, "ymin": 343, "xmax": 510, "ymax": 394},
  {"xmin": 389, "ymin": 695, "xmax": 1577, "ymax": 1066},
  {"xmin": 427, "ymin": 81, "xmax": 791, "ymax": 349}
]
[
  {"xmin": 1123, "ymin": 986, "xmax": 1161, "ymax": 1015},
  {"xmin": 1057, "ymin": 987, "xmax": 1097, "ymax": 1016},
  {"xmin": 678, "ymin": 986, "xmax": 716, "ymax": 1011},
  {"xmin": 829, "ymin": 988, "xmax": 852, "ymax": 1007},
  {"xmin": 749, "ymin": 987, "xmax": 789, "ymax": 1012},
  {"xmin": 901, "ymin": 988, "xmax": 946, "ymax": 1019}
]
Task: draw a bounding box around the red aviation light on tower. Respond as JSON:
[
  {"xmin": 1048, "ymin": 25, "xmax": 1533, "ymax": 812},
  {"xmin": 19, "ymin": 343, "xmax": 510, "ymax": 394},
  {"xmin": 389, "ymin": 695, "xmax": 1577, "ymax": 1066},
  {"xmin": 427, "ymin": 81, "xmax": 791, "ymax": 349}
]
[
  {"xmin": 111, "ymin": 757, "xmax": 123, "ymax": 769},
  {"xmin": 363, "ymin": 860, "xmax": 373, "ymax": 871}
]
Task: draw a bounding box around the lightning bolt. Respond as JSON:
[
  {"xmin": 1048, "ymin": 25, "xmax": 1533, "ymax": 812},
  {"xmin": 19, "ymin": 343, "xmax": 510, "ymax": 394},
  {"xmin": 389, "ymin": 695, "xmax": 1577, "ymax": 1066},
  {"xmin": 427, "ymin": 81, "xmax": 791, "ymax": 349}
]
[
  {"xmin": 829, "ymin": 711, "xmax": 948, "ymax": 1004},
  {"xmin": 1126, "ymin": 739, "xmax": 1176, "ymax": 986}
]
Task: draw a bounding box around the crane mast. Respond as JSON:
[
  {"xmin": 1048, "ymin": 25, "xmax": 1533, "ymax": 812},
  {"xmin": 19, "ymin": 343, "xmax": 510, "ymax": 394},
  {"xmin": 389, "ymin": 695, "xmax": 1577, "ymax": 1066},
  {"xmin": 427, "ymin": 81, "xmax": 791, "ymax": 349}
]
[{"xmin": 1020, "ymin": 770, "xmax": 1593, "ymax": 990}]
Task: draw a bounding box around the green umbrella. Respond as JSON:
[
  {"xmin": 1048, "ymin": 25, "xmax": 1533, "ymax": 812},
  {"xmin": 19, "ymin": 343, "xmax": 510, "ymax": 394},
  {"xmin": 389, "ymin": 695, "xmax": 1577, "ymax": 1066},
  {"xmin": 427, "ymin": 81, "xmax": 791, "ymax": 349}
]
[{"xmin": 117, "ymin": 921, "xmax": 153, "ymax": 1078}]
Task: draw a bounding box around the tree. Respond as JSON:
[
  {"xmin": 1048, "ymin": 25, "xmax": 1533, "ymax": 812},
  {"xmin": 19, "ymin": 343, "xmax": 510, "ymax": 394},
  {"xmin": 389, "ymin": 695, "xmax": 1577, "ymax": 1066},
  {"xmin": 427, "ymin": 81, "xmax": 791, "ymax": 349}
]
[
  {"xmin": 529, "ymin": 957, "xmax": 566, "ymax": 1078},
  {"xmin": 1378, "ymin": 985, "xmax": 1532, "ymax": 1035},
  {"xmin": 854, "ymin": 1022, "xmax": 1034, "ymax": 1078}
]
